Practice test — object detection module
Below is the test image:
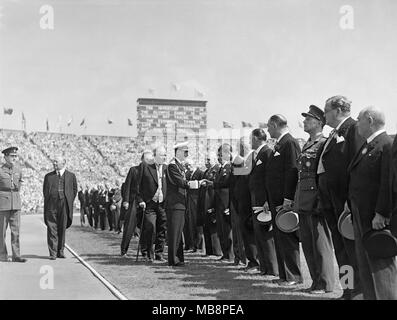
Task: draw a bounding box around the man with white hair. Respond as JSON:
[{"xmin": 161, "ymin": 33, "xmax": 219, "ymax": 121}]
[
  {"xmin": 348, "ymin": 106, "xmax": 397, "ymax": 299},
  {"xmin": 43, "ymin": 155, "xmax": 77, "ymax": 260},
  {"xmin": 137, "ymin": 146, "xmax": 168, "ymax": 262}
]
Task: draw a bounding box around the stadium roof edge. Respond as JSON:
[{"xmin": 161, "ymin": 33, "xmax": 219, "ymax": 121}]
[{"xmin": 137, "ymin": 98, "xmax": 207, "ymax": 107}]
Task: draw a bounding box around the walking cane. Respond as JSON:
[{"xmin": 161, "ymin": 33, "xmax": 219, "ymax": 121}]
[{"xmin": 136, "ymin": 207, "xmax": 146, "ymax": 262}]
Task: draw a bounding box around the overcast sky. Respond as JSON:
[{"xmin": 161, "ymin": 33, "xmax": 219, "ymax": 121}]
[{"xmin": 1, "ymin": 0, "xmax": 396, "ymax": 138}]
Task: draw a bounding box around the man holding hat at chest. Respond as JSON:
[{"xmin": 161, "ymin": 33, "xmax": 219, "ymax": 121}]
[
  {"xmin": 295, "ymin": 105, "xmax": 335, "ymax": 294},
  {"xmin": 0, "ymin": 146, "xmax": 27, "ymax": 263},
  {"xmin": 348, "ymin": 106, "xmax": 397, "ymax": 300}
]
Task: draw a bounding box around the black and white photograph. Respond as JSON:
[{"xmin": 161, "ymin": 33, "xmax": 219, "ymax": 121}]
[{"xmin": 1, "ymin": 0, "xmax": 397, "ymax": 305}]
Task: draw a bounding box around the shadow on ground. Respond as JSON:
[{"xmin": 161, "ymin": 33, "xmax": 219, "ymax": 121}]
[{"xmin": 66, "ymin": 221, "xmax": 341, "ymax": 300}]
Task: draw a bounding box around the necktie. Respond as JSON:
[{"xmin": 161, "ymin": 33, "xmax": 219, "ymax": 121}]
[{"xmin": 157, "ymin": 164, "xmax": 163, "ymax": 203}]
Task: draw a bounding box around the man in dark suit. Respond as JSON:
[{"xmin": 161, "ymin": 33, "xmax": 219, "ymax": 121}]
[
  {"xmin": 98, "ymin": 185, "xmax": 107, "ymax": 231},
  {"xmin": 43, "ymin": 156, "xmax": 77, "ymax": 260},
  {"xmin": 348, "ymin": 106, "xmax": 397, "ymax": 300},
  {"xmin": 78, "ymin": 185, "xmax": 86, "ymax": 227},
  {"xmin": 185, "ymin": 161, "xmax": 205, "ymax": 252},
  {"xmin": 198, "ymin": 154, "xmax": 222, "ymax": 256},
  {"xmin": 165, "ymin": 142, "xmax": 204, "ymax": 266},
  {"xmin": 209, "ymin": 143, "xmax": 234, "ymax": 262},
  {"xmin": 104, "ymin": 183, "xmax": 114, "ymax": 231},
  {"xmin": 265, "ymin": 114, "xmax": 302, "ymax": 286},
  {"xmin": 317, "ymin": 95, "xmax": 364, "ymax": 299},
  {"xmin": 84, "ymin": 185, "xmax": 93, "ymax": 227},
  {"xmin": 92, "ymin": 186, "xmax": 100, "ymax": 229},
  {"xmin": 296, "ymin": 105, "xmax": 335, "ymax": 294},
  {"xmin": 137, "ymin": 146, "xmax": 168, "ymax": 262},
  {"xmin": 120, "ymin": 163, "xmax": 141, "ymax": 256},
  {"xmin": 249, "ymin": 128, "xmax": 278, "ymax": 276},
  {"xmin": 230, "ymin": 141, "xmax": 259, "ymax": 271}
]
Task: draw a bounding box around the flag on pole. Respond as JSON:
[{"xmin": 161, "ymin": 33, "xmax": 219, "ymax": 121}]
[
  {"xmin": 194, "ymin": 89, "xmax": 204, "ymax": 98},
  {"xmin": 46, "ymin": 119, "xmax": 49, "ymax": 131},
  {"xmin": 128, "ymin": 118, "xmax": 133, "ymax": 126},
  {"xmin": 223, "ymin": 121, "xmax": 233, "ymax": 128},
  {"xmin": 242, "ymin": 121, "xmax": 253, "ymax": 128},
  {"xmin": 258, "ymin": 122, "xmax": 268, "ymax": 129},
  {"xmin": 67, "ymin": 117, "xmax": 73, "ymax": 127},
  {"xmin": 171, "ymin": 82, "xmax": 181, "ymax": 92},
  {"xmin": 22, "ymin": 112, "xmax": 26, "ymax": 131},
  {"xmin": 3, "ymin": 108, "xmax": 13, "ymax": 115},
  {"xmin": 80, "ymin": 118, "xmax": 85, "ymax": 126},
  {"xmin": 107, "ymin": 119, "xmax": 113, "ymax": 124},
  {"xmin": 148, "ymin": 88, "xmax": 155, "ymax": 96}
]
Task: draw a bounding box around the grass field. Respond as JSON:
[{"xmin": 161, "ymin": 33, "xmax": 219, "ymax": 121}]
[{"xmin": 66, "ymin": 217, "xmax": 343, "ymax": 300}]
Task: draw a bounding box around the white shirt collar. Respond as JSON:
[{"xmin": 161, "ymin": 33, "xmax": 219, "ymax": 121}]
[
  {"xmin": 276, "ymin": 131, "xmax": 289, "ymax": 143},
  {"xmin": 335, "ymin": 117, "xmax": 349, "ymax": 131},
  {"xmin": 58, "ymin": 168, "xmax": 66, "ymax": 176},
  {"xmin": 367, "ymin": 129, "xmax": 386, "ymax": 144}
]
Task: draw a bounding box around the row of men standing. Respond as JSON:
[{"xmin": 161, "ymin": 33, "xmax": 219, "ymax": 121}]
[{"xmin": 78, "ymin": 183, "xmax": 123, "ymax": 232}]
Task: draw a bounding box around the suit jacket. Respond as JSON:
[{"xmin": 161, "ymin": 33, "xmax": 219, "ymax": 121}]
[
  {"xmin": 78, "ymin": 190, "xmax": 85, "ymax": 206},
  {"xmin": 43, "ymin": 170, "xmax": 78, "ymax": 228},
  {"xmin": 123, "ymin": 165, "xmax": 141, "ymax": 203},
  {"xmin": 137, "ymin": 163, "xmax": 167, "ymax": 204},
  {"xmin": 248, "ymin": 145, "xmax": 272, "ymax": 206},
  {"xmin": 265, "ymin": 133, "xmax": 301, "ymax": 206},
  {"xmin": 348, "ymin": 132, "xmax": 393, "ymax": 235},
  {"xmin": 320, "ymin": 117, "xmax": 364, "ymax": 194},
  {"xmin": 84, "ymin": 189, "xmax": 91, "ymax": 207},
  {"xmin": 0, "ymin": 163, "xmax": 23, "ymax": 211},
  {"xmin": 165, "ymin": 158, "xmax": 189, "ymax": 210},
  {"xmin": 213, "ymin": 162, "xmax": 232, "ymax": 210},
  {"xmin": 198, "ymin": 164, "xmax": 219, "ymax": 219}
]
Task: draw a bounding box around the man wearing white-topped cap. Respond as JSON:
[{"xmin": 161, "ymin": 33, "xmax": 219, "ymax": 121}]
[{"xmin": 165, "ymin": 141, "xmax": 205, "ymax": 266}]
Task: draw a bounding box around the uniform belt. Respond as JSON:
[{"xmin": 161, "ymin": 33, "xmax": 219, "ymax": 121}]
[
  {"xmin": 298, "ymin": 172, "xmax": 316, "ymax": 180},
  {"xmin": 0, "ymin": 188, "xmax": 18, "ymax": 192}
]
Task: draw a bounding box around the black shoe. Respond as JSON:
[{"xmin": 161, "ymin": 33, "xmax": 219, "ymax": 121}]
[
  {"xmin": 57, "ymin": 253, "xmax": 66, "ymax": 258},
  {"xmin": 49, "ymin": 256, "xmax": 56, "ymax": 260},
  {"xmin": 155, "ymin": 255, "xmax": 165, "ymax": 262},
  {"xmin": 144, "ymin": 257, "xmax": 153, "ymax": 263},
  {"xmin": 174, "ymin": 261, "xmax": 185, "ymax": 267},
  {"xmin": 12, "ymin": 257, "xmax": 27, "ymax": 263}
]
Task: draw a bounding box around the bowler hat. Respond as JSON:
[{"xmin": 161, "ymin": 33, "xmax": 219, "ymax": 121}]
[
  {"xmin": 253, "ymin": 207, "xmax": 272, "ymax": 226},
  {"xmin": 337, "ymin": 208, "xmax": 355, "ymax": 240},
  {"xmin": 301, "ymin": 105, "xmax": 325, "ymax": 125},
  {"xmin": 362, "ymin": 229, "xmax": 397, "ymax": 259},
  {"xmin": 275, "ymin": 209, "xmax": 299, "ymax": 233}
]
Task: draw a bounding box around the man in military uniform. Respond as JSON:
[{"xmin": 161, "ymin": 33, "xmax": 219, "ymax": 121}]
[
  {"xmin": 0, "ymin": 147, "xmax": 27, "ymax": 263},
  {"xmin": 295, "ymin": 105, "xmax": 335, "ymax": 294}
]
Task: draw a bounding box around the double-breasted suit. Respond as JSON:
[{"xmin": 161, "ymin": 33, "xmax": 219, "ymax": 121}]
[
  {"xmin": 43, "ymin": 169, "xmax": 77, "ymax": 258},
  {"xmin": 137, "ymin": 162, "xmax": 167, "ymax": 260},
  {"xmin": 348, "ymin": 131, "xmax": 397, "ymax": 299},
  {"xmin": 165, "ymin": 158, "xmax": 190, "ymax": 266},
  {"xmin": 213, "ymin": 161, "xmax": 234, "ymax": 261},
  {"xmin": 197, "ymin": 164, "xmax": 222, "ymax": 256}
]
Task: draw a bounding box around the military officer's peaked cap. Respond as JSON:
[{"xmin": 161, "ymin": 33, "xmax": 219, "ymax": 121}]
[
  {"xmin": 2, "ymin": 146, "xmax": 18, "ymax": 155},
  {"xmin": 173, "ymin": 141, "xmax": 189, "ymax": 150},
  {"xmin": 301, "ymin": 105, "xmax": 325, "ymax": 124}
]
